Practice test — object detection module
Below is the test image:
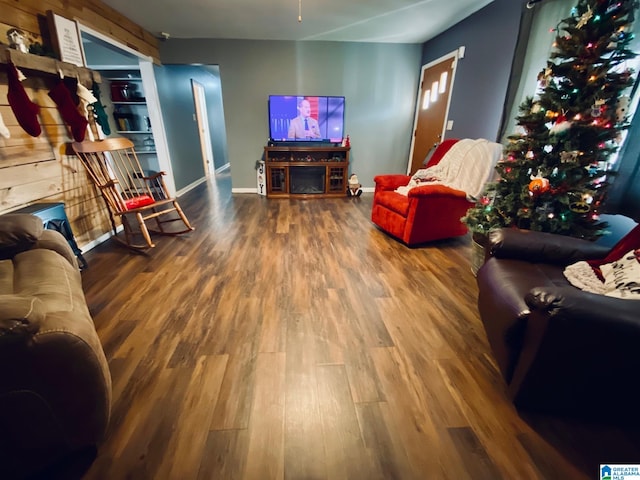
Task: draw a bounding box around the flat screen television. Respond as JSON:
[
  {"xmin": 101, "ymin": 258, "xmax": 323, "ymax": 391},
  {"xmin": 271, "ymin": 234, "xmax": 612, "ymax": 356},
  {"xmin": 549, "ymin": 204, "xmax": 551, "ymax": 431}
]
[{"xmin": 268, "ymin": 95, "xmax": 345, "ymax": 143}]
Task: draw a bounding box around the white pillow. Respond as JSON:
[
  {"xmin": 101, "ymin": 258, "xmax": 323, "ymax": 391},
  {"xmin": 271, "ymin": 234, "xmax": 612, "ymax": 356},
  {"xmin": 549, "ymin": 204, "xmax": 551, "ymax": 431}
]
[{"xmin": 600, "ymin": 250, "xmax": 640, "ymax": 300}]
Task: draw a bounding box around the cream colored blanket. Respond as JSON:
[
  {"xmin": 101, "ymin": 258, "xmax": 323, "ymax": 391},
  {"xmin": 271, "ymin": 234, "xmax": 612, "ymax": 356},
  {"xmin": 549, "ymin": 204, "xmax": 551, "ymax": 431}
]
[{"xmin": 396, "ymin": 138, "xmax": 502, "ymax": 200}]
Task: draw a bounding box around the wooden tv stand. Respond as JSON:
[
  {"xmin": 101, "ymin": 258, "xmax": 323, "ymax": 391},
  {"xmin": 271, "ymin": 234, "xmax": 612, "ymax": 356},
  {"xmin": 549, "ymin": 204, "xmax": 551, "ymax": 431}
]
[{"xmin": 264, "ymin": 145, "xmax": 350, "ymax": 198}]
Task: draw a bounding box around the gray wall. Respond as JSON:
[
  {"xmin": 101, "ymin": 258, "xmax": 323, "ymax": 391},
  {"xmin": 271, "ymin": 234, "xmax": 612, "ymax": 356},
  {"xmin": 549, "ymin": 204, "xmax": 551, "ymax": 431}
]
[
  {"xmin": 160, "ymin": 40, "xmax": 422, "ymax": 188},
  {"xmin": 154, "ymin": 64, "xmax": 228, "ymax": 190},
  {"xmin": 421, "ymin": 0, "xmax": 523, "ymax": 141}
]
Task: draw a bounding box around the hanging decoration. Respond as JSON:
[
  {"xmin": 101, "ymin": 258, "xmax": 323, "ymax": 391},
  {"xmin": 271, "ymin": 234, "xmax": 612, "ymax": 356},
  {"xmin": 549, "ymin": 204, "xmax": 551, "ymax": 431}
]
[
  {"xmin": 90, "ymin": 82, "xmax": 111, "ymax": 136},
  {"xmin": 0, "ymin": 111, "xmax": 10, "ymax": 139},
  {"xmin": 48, "ymin": 77, "xmax": 88, "ymax": 142},
  {"xmin": 576, "ymin": 5, "xmax": 594, "ymax": 28},
  {"xmin": 6, "ymin": 62, "xmax": 41, "ymax": 137},
  {"xmin": 77, "ymin": 82, "xmax": 97, "ymax": 118},
  {"xmin": 529, "ymin": 175, "xmax": 551, "ymax": 195}
]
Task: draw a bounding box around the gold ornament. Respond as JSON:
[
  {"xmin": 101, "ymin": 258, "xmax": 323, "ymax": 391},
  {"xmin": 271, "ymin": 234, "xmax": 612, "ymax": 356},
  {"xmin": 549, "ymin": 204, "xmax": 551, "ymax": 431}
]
[
  {"xmin": 576, "ymin": 5, "xmax": 593, "ymax": 28},
  {"xmin": 570, "ymin": 201, "xmax": 590, "ymax": 213}
]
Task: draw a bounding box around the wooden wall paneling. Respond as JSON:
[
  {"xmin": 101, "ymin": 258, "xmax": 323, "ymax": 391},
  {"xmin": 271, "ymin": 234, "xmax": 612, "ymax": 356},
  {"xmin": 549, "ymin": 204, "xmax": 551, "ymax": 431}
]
[
  {"xmin": 0, "ymin": 177, "xmax": 64, "ymax": 209},
  {"xmin": 0, "ymin": 0, "xmax": 159, "ymax": 248},
  {"xmin": 0, "ymin": 0, "xmax": 159, "ymax": 62},
  {"xmin": 0, "ymin": 144, "xmax": 56, "ymax": 167},
  {"xmin": 0, "ymin": 4, "xmax": 42, "ymax": 34},
  {"xmin": 0, "ymin": 160, "xmax": 61, "ymax": 189}
]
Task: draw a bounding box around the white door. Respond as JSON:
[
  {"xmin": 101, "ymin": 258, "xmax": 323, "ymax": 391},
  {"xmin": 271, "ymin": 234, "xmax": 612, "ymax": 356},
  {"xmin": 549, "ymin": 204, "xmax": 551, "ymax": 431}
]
[{"xmin": 191, "ymin": 80, "xmax": 215, "ymax": 176}]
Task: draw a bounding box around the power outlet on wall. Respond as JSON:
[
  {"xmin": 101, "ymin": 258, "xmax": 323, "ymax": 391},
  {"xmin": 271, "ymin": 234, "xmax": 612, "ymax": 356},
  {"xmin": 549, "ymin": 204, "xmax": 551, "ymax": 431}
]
[{"xmin": 446, "ymin": 120, "xmax": 454, "ymax": 130}]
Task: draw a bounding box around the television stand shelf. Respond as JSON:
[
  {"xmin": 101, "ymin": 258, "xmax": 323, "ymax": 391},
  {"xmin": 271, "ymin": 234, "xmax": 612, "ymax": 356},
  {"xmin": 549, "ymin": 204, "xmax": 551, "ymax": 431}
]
[{"xmin": 264, "ymin": 146, "xmax": 350, "ymax": 198}]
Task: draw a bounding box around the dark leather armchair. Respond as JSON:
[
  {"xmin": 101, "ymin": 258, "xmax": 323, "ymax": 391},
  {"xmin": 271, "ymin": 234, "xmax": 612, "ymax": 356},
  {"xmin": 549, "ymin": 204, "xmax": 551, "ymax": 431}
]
[{"xmin": 477, "ymin": 226, "xmax": 640, "ymax": 421}]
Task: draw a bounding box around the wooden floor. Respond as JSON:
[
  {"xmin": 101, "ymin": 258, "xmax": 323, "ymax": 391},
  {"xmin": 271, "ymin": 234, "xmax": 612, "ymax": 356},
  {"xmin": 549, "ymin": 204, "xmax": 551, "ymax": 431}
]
[{"xmin": 75, "ymin": 172, "xmax": 640, "ymax": 480}]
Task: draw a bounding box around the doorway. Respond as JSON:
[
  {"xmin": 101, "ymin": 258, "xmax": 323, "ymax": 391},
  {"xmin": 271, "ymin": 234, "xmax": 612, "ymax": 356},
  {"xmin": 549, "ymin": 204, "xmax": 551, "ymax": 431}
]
[
  {"xmin": 407, "ymin": 51, "xmax": 459, "ymax": 175},
  {"xmin": 192, "ymin": 80, "xmax": 215, "ymax": 176},
  {"xmin": 78, "ymin": 24, "xmax": 177, "ymax": 196}
]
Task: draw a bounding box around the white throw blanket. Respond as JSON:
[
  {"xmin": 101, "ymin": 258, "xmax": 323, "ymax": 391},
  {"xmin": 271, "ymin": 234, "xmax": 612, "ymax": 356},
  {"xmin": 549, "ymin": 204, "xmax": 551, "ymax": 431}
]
[{"xmin": 395, "ymin": 138, "xmax": 502, "ymax": 200}]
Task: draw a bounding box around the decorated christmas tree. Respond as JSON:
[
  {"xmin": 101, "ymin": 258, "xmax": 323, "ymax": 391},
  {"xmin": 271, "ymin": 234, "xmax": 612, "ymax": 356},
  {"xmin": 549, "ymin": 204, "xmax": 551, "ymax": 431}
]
[{"xmin": 463, "ymin": 0, "xmax": 637, "ymax": 240}]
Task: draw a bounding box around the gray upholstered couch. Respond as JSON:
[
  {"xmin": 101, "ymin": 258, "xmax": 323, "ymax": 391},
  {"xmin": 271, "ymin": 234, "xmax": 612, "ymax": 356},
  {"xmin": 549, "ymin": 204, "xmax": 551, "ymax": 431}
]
[{"xmin": 0, "ymin": 214, "xmax": 111, "ymax": 478}]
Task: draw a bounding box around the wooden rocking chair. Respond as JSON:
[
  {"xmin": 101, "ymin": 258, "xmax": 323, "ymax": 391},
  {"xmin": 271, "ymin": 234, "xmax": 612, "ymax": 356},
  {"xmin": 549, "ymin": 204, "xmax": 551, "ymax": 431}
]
[{"xmin": 72, "ymin": 137, "xmax": 194, "ymax": 250}]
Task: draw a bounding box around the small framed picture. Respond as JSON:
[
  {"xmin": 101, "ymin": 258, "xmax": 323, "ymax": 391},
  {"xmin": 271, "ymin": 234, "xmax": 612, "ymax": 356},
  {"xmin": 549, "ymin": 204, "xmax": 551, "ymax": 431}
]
[{"xmin": 46, "ymin": 11, "xmax": 85, "ymax": 67}]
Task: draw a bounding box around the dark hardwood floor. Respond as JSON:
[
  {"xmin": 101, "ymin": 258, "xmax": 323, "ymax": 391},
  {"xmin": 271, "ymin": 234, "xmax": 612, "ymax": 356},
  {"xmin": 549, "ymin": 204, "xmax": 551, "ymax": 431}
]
[{"xmin": 76, "ymin": 171, "xmax": 640, "ymax": 479}]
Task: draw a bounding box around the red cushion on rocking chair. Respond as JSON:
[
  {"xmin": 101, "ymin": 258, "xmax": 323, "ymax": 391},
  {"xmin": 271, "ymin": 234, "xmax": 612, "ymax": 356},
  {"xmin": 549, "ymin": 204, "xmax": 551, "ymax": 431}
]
[{"xmin": 124, "ymin": 194, "xmax": 155, "ymax": 210}]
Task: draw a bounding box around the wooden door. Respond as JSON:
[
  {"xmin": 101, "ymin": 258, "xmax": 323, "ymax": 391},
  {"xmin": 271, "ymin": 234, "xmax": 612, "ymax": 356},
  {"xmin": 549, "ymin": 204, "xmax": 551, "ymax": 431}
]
[{"xmin": 408, "ymin": 54, "xmax": 457, "ymax": 174}]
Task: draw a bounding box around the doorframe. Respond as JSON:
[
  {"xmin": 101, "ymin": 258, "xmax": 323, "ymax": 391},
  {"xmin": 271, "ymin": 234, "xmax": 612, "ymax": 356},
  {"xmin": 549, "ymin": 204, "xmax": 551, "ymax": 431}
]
[
  {"xmin": 76, "ymin": 24, "xmax": 177, "ymax": 196},
  {"xmin": 191, "ymin": 80, "xmax": 215, "ymax": 176},
  {"xmin": 407, "ymin": 48, "xmax": 461, "ymax": 174}
]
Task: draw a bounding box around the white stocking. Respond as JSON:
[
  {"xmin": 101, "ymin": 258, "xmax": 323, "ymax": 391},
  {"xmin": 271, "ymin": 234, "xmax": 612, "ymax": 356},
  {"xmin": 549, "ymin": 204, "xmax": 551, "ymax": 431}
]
[{"xmin": 0, "ymin": 111, "xmax": 10, "ymax": 139}]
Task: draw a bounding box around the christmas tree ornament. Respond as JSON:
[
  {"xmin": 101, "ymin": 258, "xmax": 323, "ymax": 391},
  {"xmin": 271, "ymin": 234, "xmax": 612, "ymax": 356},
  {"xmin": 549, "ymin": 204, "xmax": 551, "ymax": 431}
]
[
  {"xmin": 591, "ymin": 98, "xmax": 605, "ymax": 117},
  {"xmin": 576, "ymin": 5, "xmax": 593, "ymax": 28},
  {"xmin": 570, "ymin": 201, "xmax": 591, "ymax": 213},
  {"xmin": 529, "ymin": 175, "xmax": 550, "ymax": 195},
  {"xmin": 616, "ymin": 95, "xmax": 630, "ymax": 123},
  {"xmin": 550, "ymin": 119, "xmax": 572, "ymax": 135},
  {"xmin": 537, "ymin": 67, "xmax": 553, "ymax": 89},
  {"xmin": 6, "ymin": 62, "xmax": 41, "ymax": 137},
  {"xmin": 462, "ymin": 0, "xmax": 636, "ymax": 240},
  {"xmin": 0, "ymin": 111, "xmax": 10, "ymax": 139},
  {"xmin": 48, "ymin": 80, "xmax": 89, "ymax": 142},
  {"xmin": 606, "ymin": 1, "xmax": 622, "ymax": 14}
]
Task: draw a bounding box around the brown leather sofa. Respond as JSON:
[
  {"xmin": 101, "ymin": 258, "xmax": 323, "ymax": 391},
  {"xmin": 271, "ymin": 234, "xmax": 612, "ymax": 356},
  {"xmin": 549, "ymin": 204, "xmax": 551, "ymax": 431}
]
[
  {"xmin": 476, "ymin": 227, "xmax": 640, "ymax": 422},
  {"xmin": 0, "ymin": 214, "xmax": 111, "ymax": 478}
]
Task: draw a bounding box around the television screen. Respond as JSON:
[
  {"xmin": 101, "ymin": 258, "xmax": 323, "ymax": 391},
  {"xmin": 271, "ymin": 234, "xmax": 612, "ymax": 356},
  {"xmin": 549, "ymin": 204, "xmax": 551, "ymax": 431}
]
[{"xmin": 269, "ymin": 95, "xmax": 345, "ymax": 142}]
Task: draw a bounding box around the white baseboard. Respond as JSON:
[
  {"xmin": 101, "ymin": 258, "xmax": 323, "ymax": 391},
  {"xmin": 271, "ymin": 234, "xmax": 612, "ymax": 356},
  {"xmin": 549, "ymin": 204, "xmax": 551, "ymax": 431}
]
[
  {"xmin": 231, "ymin": 188, "xmax": 257, "ymax": 194},
  {"xmin": 79, "ymin": 225, "xmax": 122, "ymax": 254},
  {"xmin": 177, "ymin": 177, "xmax": 208, "ymax": 197},
  {"xmin": 215, "ymin": 163, "xmax": 231, "ymax": 174}
]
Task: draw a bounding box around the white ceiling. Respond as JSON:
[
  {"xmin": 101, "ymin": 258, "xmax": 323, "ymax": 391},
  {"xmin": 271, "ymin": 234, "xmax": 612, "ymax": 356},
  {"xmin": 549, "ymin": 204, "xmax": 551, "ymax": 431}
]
[{"xmin": 99, "ymin": 0, "xmax": 495, "ymax": 44}]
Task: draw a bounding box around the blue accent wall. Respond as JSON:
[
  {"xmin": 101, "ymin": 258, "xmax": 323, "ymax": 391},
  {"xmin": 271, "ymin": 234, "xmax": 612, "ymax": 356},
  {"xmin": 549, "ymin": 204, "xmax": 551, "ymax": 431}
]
[
  {"xmin": 421, "ymin": 0, "xmax": 523, "ymax": 141},
  {"xmin": 154, "ymin": 64, "xmax": 228, "ymax": 191}
]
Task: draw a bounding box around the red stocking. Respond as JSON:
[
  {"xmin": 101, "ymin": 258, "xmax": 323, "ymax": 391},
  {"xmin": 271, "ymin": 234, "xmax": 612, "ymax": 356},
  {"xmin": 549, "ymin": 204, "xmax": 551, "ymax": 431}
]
[
  {"xmin": 6, "ymin": 63, "xmax": 41, "ymax": 137},
  {"xmin": 48, "ymin": 80, "xmax": 88, "ymax": 142}
]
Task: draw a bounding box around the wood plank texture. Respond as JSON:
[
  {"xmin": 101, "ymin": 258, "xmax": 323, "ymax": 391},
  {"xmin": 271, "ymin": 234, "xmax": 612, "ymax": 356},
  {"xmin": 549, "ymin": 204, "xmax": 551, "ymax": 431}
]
[
  {"xmin": 0, "ymin": 0, "xmax": 158, "ymax": 249},
  {"xmin": 70, "ymin": 174, "xmax": 640, "ymax": 480}
]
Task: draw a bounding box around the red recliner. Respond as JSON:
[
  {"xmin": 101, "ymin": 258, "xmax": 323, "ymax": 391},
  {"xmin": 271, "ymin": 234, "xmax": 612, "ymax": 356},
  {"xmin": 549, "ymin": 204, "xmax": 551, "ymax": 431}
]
[{"xmin": 372, "ymin": 139, "xmax": 478, "ymax": 245}]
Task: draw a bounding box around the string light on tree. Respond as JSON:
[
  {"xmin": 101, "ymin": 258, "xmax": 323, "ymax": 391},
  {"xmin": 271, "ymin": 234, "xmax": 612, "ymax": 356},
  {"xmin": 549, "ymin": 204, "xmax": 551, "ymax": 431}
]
[{"xmin": 462, "ymin": 0, "xmax": 636, "ymax": 240}]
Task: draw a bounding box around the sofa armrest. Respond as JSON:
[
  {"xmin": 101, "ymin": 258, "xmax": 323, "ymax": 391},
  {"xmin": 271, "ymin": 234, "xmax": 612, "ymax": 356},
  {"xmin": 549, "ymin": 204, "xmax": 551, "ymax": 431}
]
[
  {"xmin": 33, "ymin": 230, "xmax": 78, "ymax": 269},
  {"xmin": 407, "ymin": 184, "xmax": 468, "ymax": 199},
  {"xmin": 373, "ymin": 174, "xmax": 411, "ymax": 191},
  {"xmin": 526, "ymin": 285, "xmax": 639, "ymax": 324},
  {"xmin": 507, "ymin": 285, "xmax": 640, "ymax": 416},
  {"xmin": 488, "ymin": 228, "xmax": 610, "ymax": 265}
]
